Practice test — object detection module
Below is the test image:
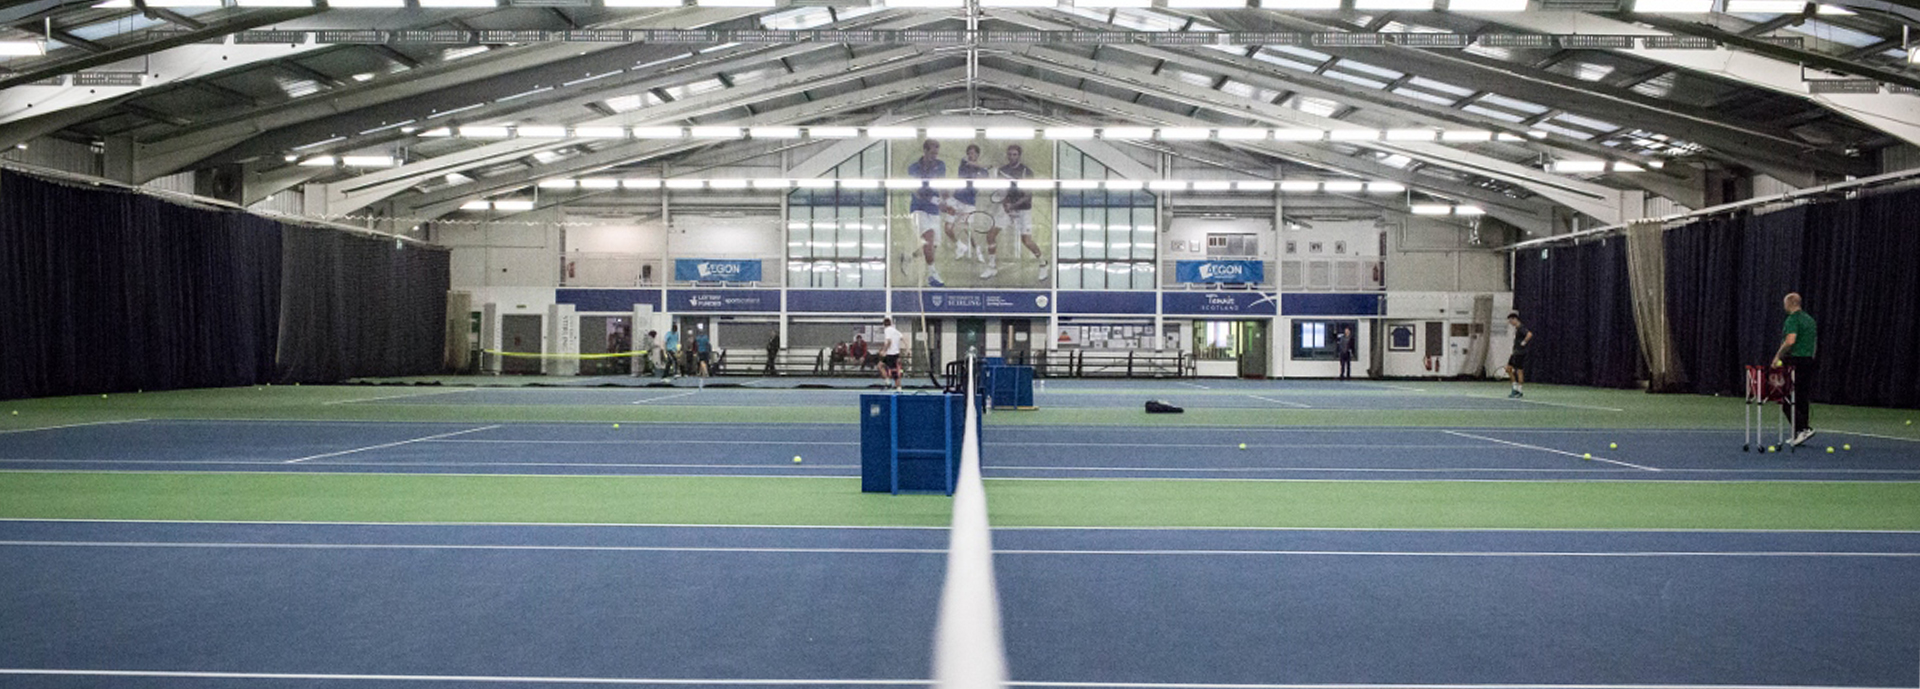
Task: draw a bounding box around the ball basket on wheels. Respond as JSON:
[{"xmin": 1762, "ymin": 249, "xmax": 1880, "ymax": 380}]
[{"xmin": 1743, "ymin": 364, "xmax": 1795, "ymax": 453}]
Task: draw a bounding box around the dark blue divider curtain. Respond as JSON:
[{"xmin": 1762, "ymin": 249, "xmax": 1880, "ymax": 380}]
[
  {"xmin": 0, "ymin": 170, "xmax": 281, "ymax": 400},
  {"xmin": 1511, "ymin": 239, "xmax": 1640, "ymax": 388},
  {"xmin": 1662, "ymin": 187, "xmax": 1920, "ymax": 407},
  {"xmin": 276, "ymin": 226, "xmax": 450, "ymax": 383},
  {"xmin": 1662, "ymin": 215, "xmax": 1743, "ymax": 395}
]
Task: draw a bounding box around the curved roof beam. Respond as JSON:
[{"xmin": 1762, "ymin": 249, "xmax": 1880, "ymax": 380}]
[
  {"xmin": 995, "ymin": 48, "xmax": 1626, "ymax": 222},
  {"xmin": 1463, "ymin": 10, "xmax": 1920, "ymax": 149}
]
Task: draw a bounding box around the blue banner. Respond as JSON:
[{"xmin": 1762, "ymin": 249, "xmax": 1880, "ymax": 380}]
[
  {"xmin": 787, "ymin": 290, "xmax": 886, "ymax": 313},
  {"xmin": 1162, "ymin": 291, "xmax": 1277, "ymax": 316},
  {"xmin": 667, "ymin": 289, "xmax": 781, "ymax": 312},
  {"xmin": 891, "ymin": 290, "xmax": 1052, "ymax": 314},
  {"xmin": 556, "ymin": 288, "xmax": 662, "ymax": 313},
  {"xmin": 674, "ymin": 259, "xmax": 762, "ymax": 283},
  {"xmin": 1055, "ymin": 291, "xmax": 1156, "ymax": 315},
  {"xmin": 1175, "ymin": 259, "xmax": 1264, "ymax": 284},
  {"xmin": 1281, "ymin": 292, "xmax": 1384, "ymax": 316}
]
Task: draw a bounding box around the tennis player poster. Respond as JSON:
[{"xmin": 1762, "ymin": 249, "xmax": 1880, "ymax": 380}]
[{"xmin": 891, "ymin": 135, "xmax": 1054, "ymax": 289}]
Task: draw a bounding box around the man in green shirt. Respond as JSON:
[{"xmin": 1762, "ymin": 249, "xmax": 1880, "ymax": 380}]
[{"xmin": 1771, "ymin": 292, "xmax": 1818, "ymax": 446}]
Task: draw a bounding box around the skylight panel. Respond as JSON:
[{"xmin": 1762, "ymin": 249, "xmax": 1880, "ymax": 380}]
[
  {"xmin": 1252, "ymin": 50, "xmax": 1320, "ymax": 72},
  {"xmin": 1392, "ymin": 87, "xmax": 1464, "ymax": 106},
  {"xmin": 760, "ymin": 7, "xmax": 834, "ymax": 29},
  {"xmin": 1404, "ymin": 76, "xmax": 1473, "ymax": 96},
  {"xmin": 1288, "ymin": 95, "xmax": 1342, "ymax": 117},
  {"xmin": 1323, "ymin": 70, "xmax": 1391, "ymax": 89},
  {"xmin": 1475, "ymin": 93, "xmax": 1548, "ymax": 113},
  {"xmin": 273, "ymin": 75, "xmax": 324, "ymax": 99},
  {"xmin": 1783, "ymin": 19, "xmax": 1884, "ymax": 47},
  {"xmin": 442, "ymin": 45, "xmax": 490, "ymax": 61},
  {"xmin": 1552, "ymin": 112, "xmax": 1619, "ymax": 132},
  {"xmin": 1271, "ymin": 45, "xmax": 1333, "ymax": 63},
  {"xmin": 68, "ymin": 14, "xmax": 170, "ymax": 41},
  {"xmin": 1570, "ymin": 62, "xmax": 1615, "ymax": 81},
  {"xmin": 1336, "ymin": 59, "xmax": 1405, "ymax": 80},
  {"xmin": 1460, "ymin": 104, "xmax": 1528, "ymax": 122},
  {"xmin": 1528, "ymin": 122, "xmax": 1595, "ymax": 140}
]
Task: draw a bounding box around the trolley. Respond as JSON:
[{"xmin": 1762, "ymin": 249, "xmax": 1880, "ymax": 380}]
[{"xmin": 1744, "ymin": 364, "xmax": 1796, "ymax": 452}]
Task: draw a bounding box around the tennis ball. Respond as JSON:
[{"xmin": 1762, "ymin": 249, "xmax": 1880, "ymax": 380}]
[
  {"xmin": 1767, "ymin": 445, "xmax": 1777, "ymax": 453},
  {"xmin": 1907, "ymin": 420, "xmax": 1913, "ymax": 426},
  {"xmin": 1826, "ymin": 447, "xmax": 1835, "ymax": 453},
  {"xmin": 100, "ymin": 394, "xmax": 107, "ymax": 399},
  {"xmin": 612, "ymin": 423, "xmax": 620, "ymax": 428},
  {"xmin": 1238, "ymin": 443, "xmax": 1247, "ymax": 450},
  {"xmin": 1844, "ymin": 444, "xmax": 1852, "ymax": 450},
  {"xmin": 1609, "ymin": 442, "xmax": 1618, "ymax": 449},
  {"xmin": 793, "ymin": 456, "xmax": 803, "ymax": 463},
  {"xmin": 1581, "ymin": 453, "xmax": 1591, "ymax": 460}
]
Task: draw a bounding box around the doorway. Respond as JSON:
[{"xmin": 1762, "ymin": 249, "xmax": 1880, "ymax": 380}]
[
  {"xmin": 580, "ymin": 316, "xmax": 632, "ymax": 376},
  {"xmin": 500, "ymin": 314, "xmax": 542, "ymax": 375},
  {"xmin": 1237, "ymin": 320, "xmax": 1269, "ymax": 378},
  {"xmin": 956, "ymin": 318, "xmax": 986, "ymax": 362},
  {"xmin": 1000, "ymin": 319, "xmax": 1033, "ymax": 365}
]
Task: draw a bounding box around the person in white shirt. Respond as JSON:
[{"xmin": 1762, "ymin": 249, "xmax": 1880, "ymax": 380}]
[{"xmin": 881, "ymin": 317, "xmax": 905, "ymax": 390}]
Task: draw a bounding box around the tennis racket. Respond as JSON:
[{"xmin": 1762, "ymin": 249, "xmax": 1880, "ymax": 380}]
[{"xmin": 963, "ymin": 211, "xmax": 995, "ymax": 260}]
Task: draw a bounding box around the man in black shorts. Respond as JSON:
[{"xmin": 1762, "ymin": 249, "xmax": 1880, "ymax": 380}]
[{"xmin": 1505, "ymin": 312, "xmax": 1533, "ymax": 398}]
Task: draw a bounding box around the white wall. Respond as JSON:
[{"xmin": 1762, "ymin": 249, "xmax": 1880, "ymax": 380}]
[
  {"xmin": 1384, "ymin": 217, "xmax": 1507, "ymax": 293},
  {"xmin": 438, "ymin": 211, "xmax": 562, "ymax": 289},
  {"xmin": 1165, "ymin": 217, "xmax": 1273, "ymax": 259}
]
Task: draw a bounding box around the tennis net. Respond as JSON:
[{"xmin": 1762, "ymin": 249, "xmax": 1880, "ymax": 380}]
[{"xmin": 932, "ymin": 358, "xmax": 1008, "ymax": 689}]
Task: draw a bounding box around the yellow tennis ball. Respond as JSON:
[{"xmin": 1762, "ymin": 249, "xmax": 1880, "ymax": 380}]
[
  {"xmin": 100, "ymin": 394, "xmax": 107, "ymax": 399},
  {"xmin": 1609, "ymin": 442, "xmax": 1618, "ymax": 449},
  {"xmin": 1238, "ymin": 443, "xmax": 1247, "ymax": 450},
  {"xmin": 1582, "ymin": 453, "xmax": 1591, "ymax": 460},
  {"xmin": 612, "ymin": 423, "xmax": 620, "ymax": 428},
  {"xmin": 1844, "ymin": 444, "xmax": 1852, "ymax": 450},
  {"xmin": 1826, "ymin": 446, "xmax": 1834, "ymax": 453},
  {"xmin": 793, "ymin": 456, "xmax": 803, "ymax": 463},
  {"xmin": 9, "ymin": 410, "xmax": 16, "ymax": 415},
  {"xmin": 1767, "ymin": 445, "xmax": 1777, "ymax": 453}
]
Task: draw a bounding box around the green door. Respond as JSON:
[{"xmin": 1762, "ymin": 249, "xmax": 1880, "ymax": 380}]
[
  {"xmin": 957, "ymin": 318, "xmax": 987, "ymax": 362},
  {"xmin": 1237, "ymin": 320, "xmax": 1268, "ymax": 378}
]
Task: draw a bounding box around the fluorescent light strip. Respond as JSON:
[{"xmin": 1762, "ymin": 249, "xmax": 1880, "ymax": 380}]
[
  {"xmin": 1103, "ymin": 127, "xmax": 1154, "ymax": 140},
  {"xmin": 1385, "ymin": 129, "xmax": 1437, "ymax": 141},
  {"xmin": 1148, "ymin": 181, "xmax": 1188, "ymax": 191},
  {"xmin": 1366, "ymin": 182, "xmax": 1406, "ymax": 193},
  {"xmin": 749, "ymin": 126, "xmax": 802, "ymax": 139},
  {"xmin": 298, "ymin": 156, "xmax": 336, "ymax": 167},
  {"xmin": 1440, "ymin": 130, "xmax": 1493, "ymax": 142},
  {"xmin": 632, "ymin": 127, "xmax": 684, "ymax": 139},
  {"xmin": 1279, "ymin": 181, "xmax": 1320, "ymax": 192},
  {"xmin": 574, "ymin": 126, "xmax": 627, "ymax": 139},
  {"xmin": 690, "ymin": 126, "xmax": 744, "ymax": 138},
  {"xmin": 516, "ymin": 126, "xmax": 568, "ymax": 138},
  {"xmin": 418, "ymin": 0, "xmax": 494, "ymax": 6},
  {"xmin": 981, "ymin": 0, "xmax": 1058, "ymax": 6},
  {"xmin": 604, "ymin": 0, "xmax": 682, "ymax": 6},
  {"xmin": 1411, "ymin": 204, "xmax": 1452, "ymax": 215},
  {"xmin": 579, "ymin": 178, "xmax": 620, "ymax": 190},
  {"xmin": 236, "ymin": 0, "xmax": 314, "ymax": 6},
  {"xmin": 1260, "ymin": 0, "xmax": 1341, "ymax": 8},
  {"xmin": 326, "ymin": 0, "xmax": 405, "ymax": 6},
  {"xmin": 1551, "ymin": 160, "xmax": 1608, "ymax": 173},
  {"xmin": 1323, "ymin": 181, "xmax": 1366, "ymax": 193},
  {"xmin": 507, "ymin": 176, "xmax": 1439, "ymax": 196},
  {"xmin": 1235, "ymin": 181, "xmax": 1276, "ymax": 192},
  {"xmin": 1166, "ymin": 0, "xmax": 1246, "ymax": 7},
  {"xmin": 1725, "ymin": 0, "xmax": 1803, "ymax": 10},
  {"xmin": 1076, "ymin": 0, "xmax": 1151, "ymax": 6},
  {"xmin": 459, "ymin": 126, "xmax": 510, "ymax": 138},
  {"xmin": 622, "ymin": 179, "xmax": 662, "ymax": 189},
  {"xmin": 1329, "ymin": 129, "xmax": 1380, "ymax": 142},
  {"xmin": 810, "ymin": 127, "xmax": 860, "ymax": 138},
  {"xmin": 1447, "ymin": 0, "xmax": 1527, "ymax": 8},
  {"xmin": 1044, "ymin": 127, "xmax": 1095, "ymax": 140},
  {"xmin": 1355, "ymin": 0, "xmax": 1433, "ymax": 8},
  {"xmin": 1273, "ymin": 129, "xmax": 1324, "ymax": 141},
  {"xmin": 925, "ymin": 127, "xmax": 977, "ymax": 139},
  {"xmin": 1217, "ymin": 128, "xmax": 1269, "ymax": 141},
  {"xmin": 867, "ymin": 126, "xmax": 918, "ymax": 139},
  {"xmin": 985, "ymin": 127, "xmax": 1035, "ymax": 139},
  {"xmin": 0, "ymin": 41, "xmax": 47, "ymax": 56},
  {"xmin": 493, "ymin": 200, "xmax": 535, "ymax": 211},
  {"xmin": 1158, "ymin": 127, "xmax": 1211, "ymax": 141},
  {"xmin": 696, "ymin": 0, "xmax": 773, "ymax": 6},
  {"xmin": 1631, "ymin": 0, "xmax": 1712, "ymax": 11},
  {"xmin": 340, "ymin": 156, "xmax": 394, "ymax": 167}
]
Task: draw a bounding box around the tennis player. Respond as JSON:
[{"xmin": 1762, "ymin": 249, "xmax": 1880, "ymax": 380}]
[
  {"xmin": 881, "ymin": 317, "xmax": 905, "ymax": 391},
  {"xmin": 1505, "ymin": 312, "xmax": 1532, "ymax": 398},
  {"xmin": 948, "ymin": 144, "xmax": 989, "ymax": 262},
  {"xmin": 908, "ymin": 139, "xmax": 948, "ymax": 288},
  {"xmin": 985, "ymin": 144, "xmax": 1048, "ymax": 282},
  {"xmin": 1771, "ymin": 292, "xmax": 1818, "ymax": 446}
]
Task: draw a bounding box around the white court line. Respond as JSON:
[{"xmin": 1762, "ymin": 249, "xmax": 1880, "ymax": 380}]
[
  {"xmin": 1826, "ymin": 429, "xmax": 1920, "ymax": 444},
  {"xmin": 0, "ymin": 418, "xmax": 150, "ymax": 435},
  {"xmin": 4, "ymin": 540, "xmax": 1914, "ymax": 558},
  {"xmin": 0, "ymin": 674, "xmax": 1892, "ymax": 689},
  {"xmin": 1176, "ymin": 381, "xmax": 1212, "ymax": 390},
  {"xmin": 992, "ymin": 466, "xmax": 1631, "ymax": 474},
  {"xmin": 283, "ymin": 426, "xmax": 501, "ymax": 464},
  {"xmin": 632, "ymin": 391, "xmax": 699, "ymax": 405},
  {"xmin": 321, "ymin": 389, "xmax": 467, "ymax": 405},
  {"xmin": 1248, "ymin": 395, "xmax": 1312, "ymax": 409},
  {"xmin": 1471, "ymin": 396, "xmax": 1626, "ymax": 412},
  {"xmin": 0, "ymin": 669, "xmax": 924, "ymax": 685},
  {"xmin": 432, "ymin": 439, "xmax": 857, "ymax": 446},
  {"xmin": 7, "ymin": 517, "xmax": 1915, "ymax": 533},
  {"xmin": 1444, "ymin": 431, "xmax": 1660, "ymax": 472},
  {"xmin": 1369, "ymin": 383, "xmax": 1429, "ymax": 392}
]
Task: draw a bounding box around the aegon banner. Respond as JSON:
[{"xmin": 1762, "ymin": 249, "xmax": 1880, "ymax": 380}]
[
  {"xmin": 674, "ymin": 259, "xmax": 762, "ymax": 283},
  {"xmin": 1175, "ymin": 259, "xmax": 1264, "ymax": 284}
]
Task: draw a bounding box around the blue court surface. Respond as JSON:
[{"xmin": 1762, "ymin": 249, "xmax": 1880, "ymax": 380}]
[
  {"xmin": 2, "ymin": 520, "xmax": 1916, "ymax": 688},
  {"xmin": 1, "ymin": 419, "xmax": 1915, "ymax": 481}
]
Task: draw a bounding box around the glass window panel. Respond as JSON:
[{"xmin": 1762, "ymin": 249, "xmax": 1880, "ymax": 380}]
[
  {"xmin": 1132, "ymin": 262, "xmax": 1156, "ymax": 290},
  {"xmin": 1058, "ymin": 263, "xmax": 1081, "ymax": 290},
  {"xmin": 1109, "ymin": 224, "xmax": 1132, "ymax": 260}
]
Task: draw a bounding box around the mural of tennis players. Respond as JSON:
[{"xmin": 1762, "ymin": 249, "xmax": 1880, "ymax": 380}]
[
  {"xmin": 987, "ymin": 144, "xmax": 1049, "ymax": 282},
  {"xmin": 908, "ymin": 139, "xmax": 948, "ymax": 287},
  {"xmin": 949, "ymin": 144, "xmax": 989, "ymax": 262}
]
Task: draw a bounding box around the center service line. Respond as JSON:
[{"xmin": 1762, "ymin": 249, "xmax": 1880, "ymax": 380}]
[
  {"xmin": 284, "ymin": 425, "xmax": 502, "ymax": 464},
  {"xmin": 1248, "ymin": 395, "xmax": 1312, "ymax": 408},
  {"xmin": 632, "ymin": 391, "xmax": 700, "ymax": 405},
  {"xmin": 1444, "ymin": 430, "xmax": 1659, "ymax": 471}
]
